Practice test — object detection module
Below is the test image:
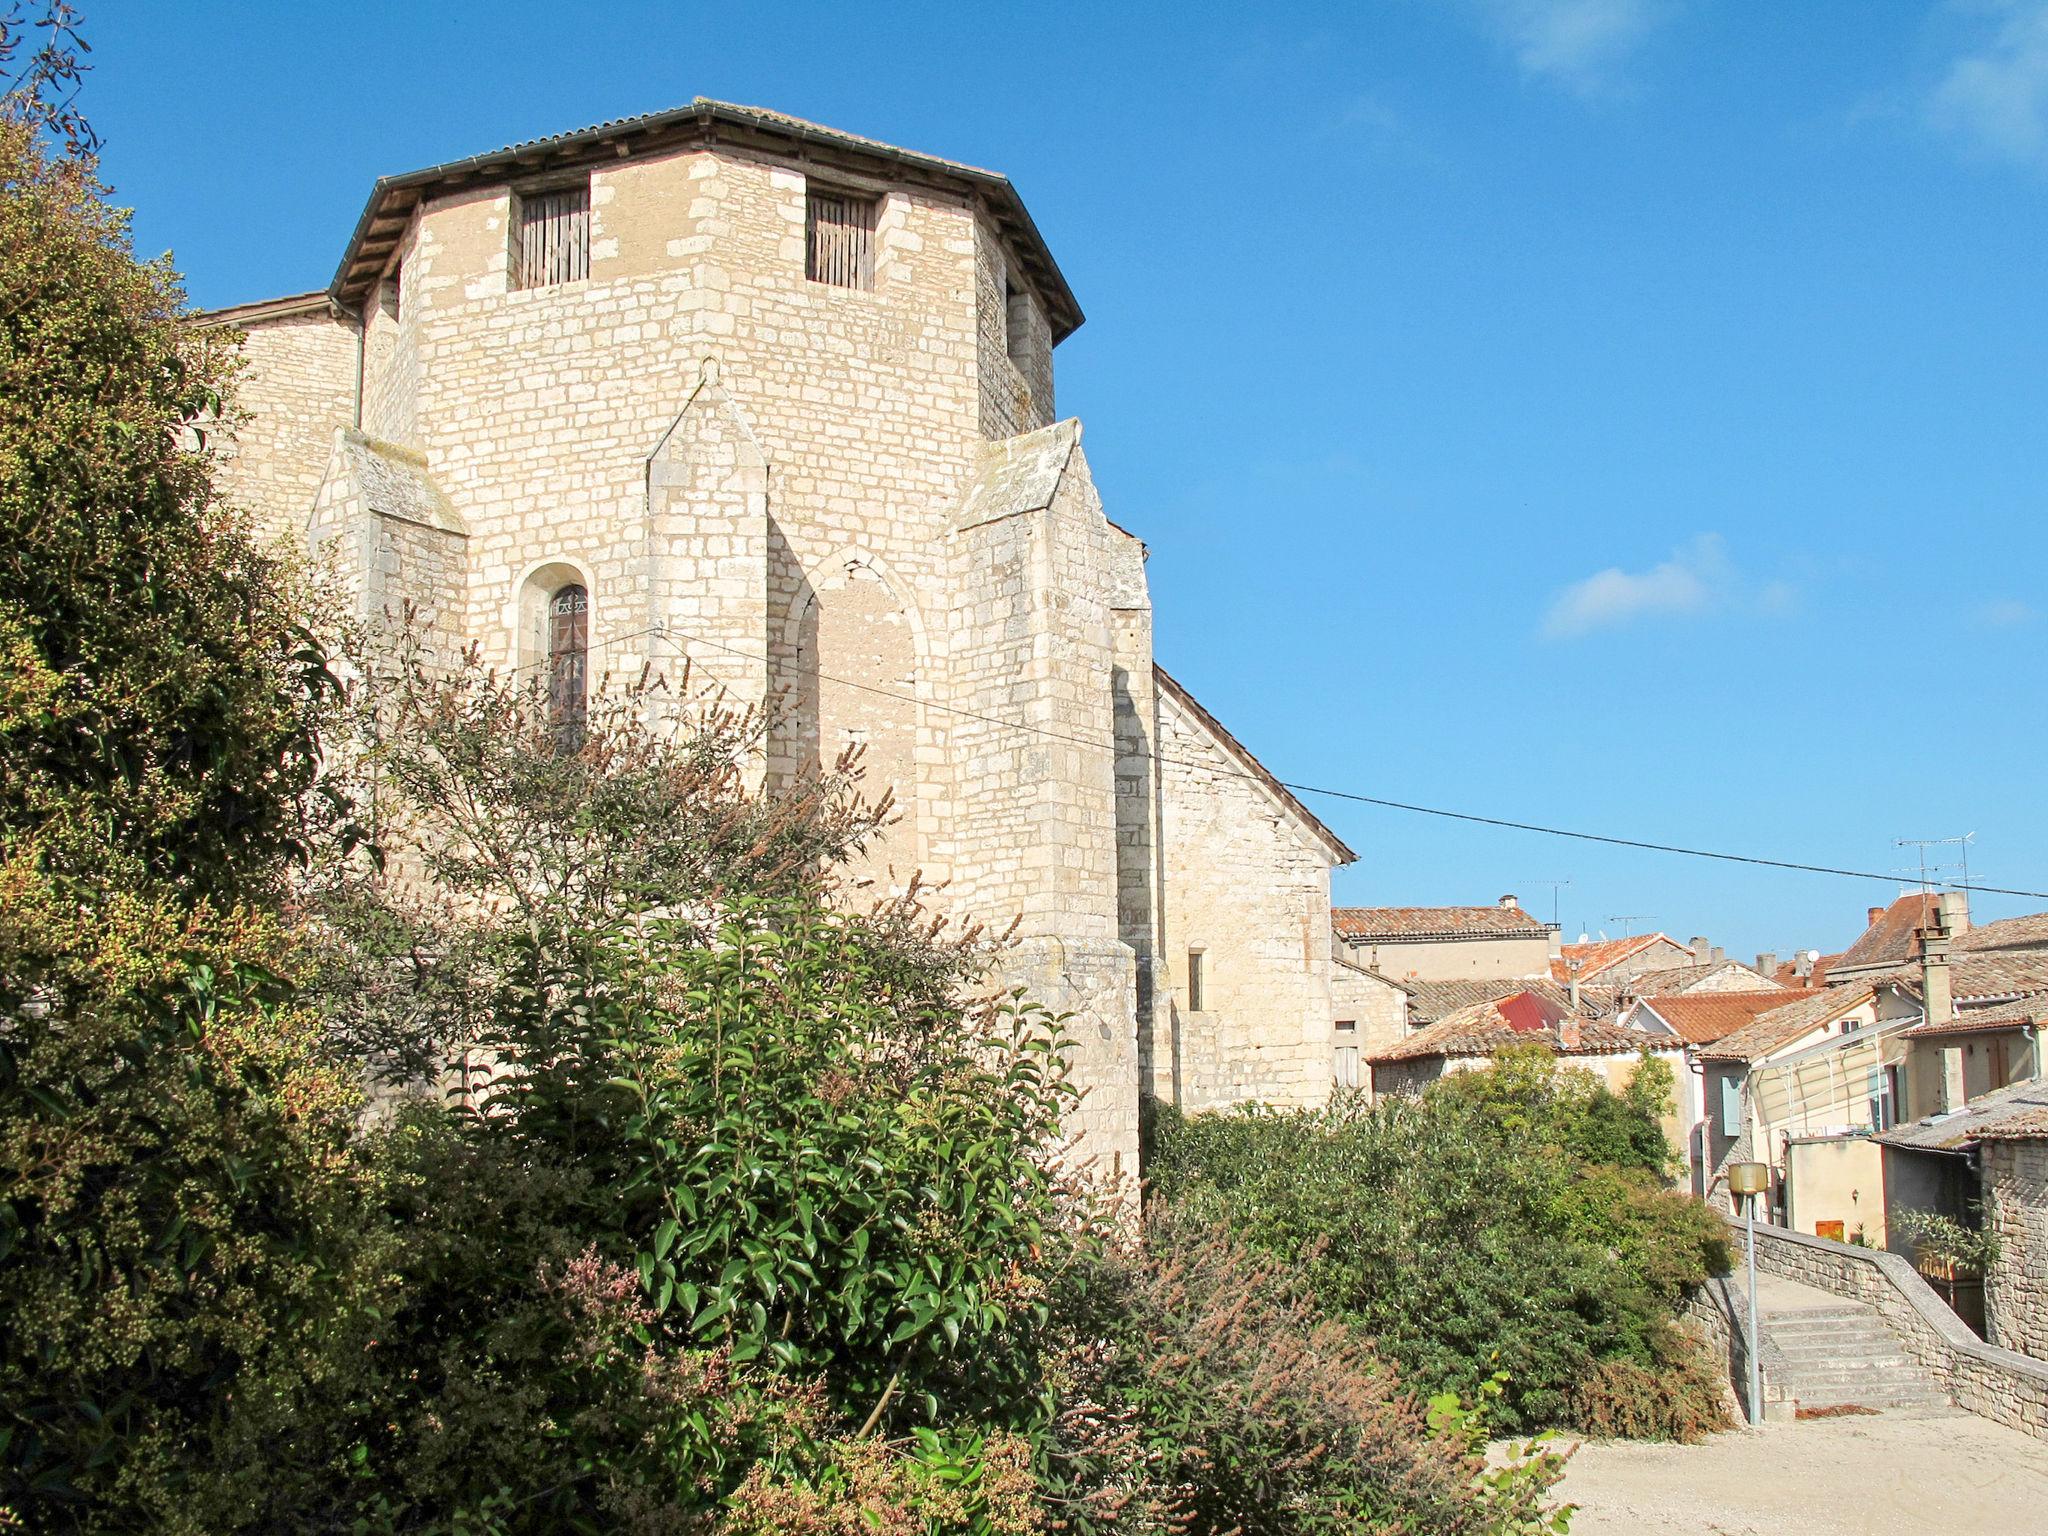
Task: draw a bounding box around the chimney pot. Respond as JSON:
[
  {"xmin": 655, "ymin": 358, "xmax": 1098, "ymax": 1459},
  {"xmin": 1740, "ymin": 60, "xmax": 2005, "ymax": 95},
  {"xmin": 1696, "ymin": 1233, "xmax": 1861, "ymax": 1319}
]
[
  {"xmin": 1711, "ymin": 945, "xmax": 1725, "ymax": 966},
  {"xmin": 1689, "ymin": 935, "xmax": 1710, "ymax": 962},
  {"xmin": 1757, "ymin": 951, "xmax": 1779, "ymax": 977},
  {"xmin": 1500, "ymin": 893, "xmax": 1518, "ymax": 910},
  {"xmin": 1559, "ymin": 1017, "xmax": 1582, "ymax": 1050}
]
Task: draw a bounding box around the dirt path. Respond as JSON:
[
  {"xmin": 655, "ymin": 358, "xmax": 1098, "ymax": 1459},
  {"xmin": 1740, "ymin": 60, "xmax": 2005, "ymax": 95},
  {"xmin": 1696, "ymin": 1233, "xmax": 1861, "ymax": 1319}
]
[{"xmin": 1552, "ymin": 1407, "xmax": 2048, "ymax": 1535}]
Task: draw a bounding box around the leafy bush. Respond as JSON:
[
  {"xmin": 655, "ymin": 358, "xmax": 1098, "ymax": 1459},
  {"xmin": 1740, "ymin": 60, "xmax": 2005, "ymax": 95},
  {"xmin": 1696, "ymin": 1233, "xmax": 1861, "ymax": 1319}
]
[
  {"xmin": 1043, "ymin": 1204, "xmax": 1571, "ymax": 1536},
  {"xmin": 1145, "ymin": 1049, "xmax": 1731, "ymax": 1440}
]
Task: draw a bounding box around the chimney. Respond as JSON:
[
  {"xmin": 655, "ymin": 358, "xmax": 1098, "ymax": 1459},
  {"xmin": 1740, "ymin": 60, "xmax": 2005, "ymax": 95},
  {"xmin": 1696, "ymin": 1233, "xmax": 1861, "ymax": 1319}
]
[
  {"xmin": 1500, "ymin": 893, "xmax": 1519, "ymax": 910},
  {"xmin": 1558, "ymin": 1015, "xmax": 1581, "ymax": 1050},
  {"xmin": 1938, "ymin": 888, "xmax": 1970, "ymax": 939},
  {"xmin": 1689, "ymin": 936, "xmax": 1711, "ymax": 963},
  {"xmin": 1868, "ymin": 906, "xmax": 1885, "ymax": 928},
  {"xmin": 1756, "ymin": 951, "xmax": 1778, "ymax": 978},
  {"xmin": 1568, "ymin": 974, "xmax": 1581, "ymax": 1012},
  {"xmin": 1710, "ymin": 945, "xmax": 1725, "ymax": 966},
  {"xmin": 1921, "ymin": 902, "xmax": 1954, "ymax": 1034}
]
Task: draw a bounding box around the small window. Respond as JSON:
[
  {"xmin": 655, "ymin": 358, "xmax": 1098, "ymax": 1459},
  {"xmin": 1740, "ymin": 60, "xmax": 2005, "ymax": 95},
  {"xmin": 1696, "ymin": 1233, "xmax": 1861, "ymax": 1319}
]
[
  {"xmin": 1186, "ymin": 949, "xmax": 1205, "ymax": 1013},
  {"xmin": 806, "ymin": 187, "xmax": 876, "ymax": 289},
  {"xmin": 1003, "ymin": 269, "xmax": 1032, "ymax": 366},
  {"xmin": 515, "ymin": 182, "xmax": 590, "ymax": 290},
  {"xmin": 1335, "ymin": 1019, "xmax": 1357, "ymax": 1033},
  {"xmin": 547, "ymin": 584, "xmax": 588, "ymax": 748}
]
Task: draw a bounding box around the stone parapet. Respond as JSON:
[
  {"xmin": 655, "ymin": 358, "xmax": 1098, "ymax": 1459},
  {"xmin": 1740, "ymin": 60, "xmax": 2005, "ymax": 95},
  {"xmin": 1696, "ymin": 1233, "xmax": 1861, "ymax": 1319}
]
[{"xmin": 1728, "ymin": 1219, "xmax": 2048, "ymax": 1439}]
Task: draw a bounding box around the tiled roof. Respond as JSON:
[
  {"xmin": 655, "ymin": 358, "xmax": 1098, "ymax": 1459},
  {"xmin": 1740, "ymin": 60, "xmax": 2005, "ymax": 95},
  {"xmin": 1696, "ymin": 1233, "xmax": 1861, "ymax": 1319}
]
[
  {"xmin": 1624, "ymin": 960, "xmax": 1778, "ymax": 999},
  {"xmin": 1366, "ymin": 994, "xmax": 1659, "ymax": 1064},
  {"xmin": 1550, "ymin": 933, "xmax": 1687, "ymax": 984},
  {"xmin": 1900, "ymin": 996, "xmax": 2048, "ymax": 1040},
  {"xmin": 1831, "ymin": 894, "xmax": 1939, "ymax": 973},
  {"xmin": 1863, "ymin": 954, "xmax": 2048, "ymax": 1005},
  {"xmin": 321, "ymin": 98, "xmax": 1081, "ymax": 335},
  {"xmin": 1332, "ymin": 905, "xmax": 1549, "ymax": 941},
  {"xmin": 1696, "ymin": 987, "xmax": 1874, "ymax": 1063},
  {"xmin": 1633, "ymin": 990, "xmax": 1820, "ymax": 1046},
  {"xmin": 1403, "ymin": 977, "xmax": 1613, "ymax": 1024},
  {"xmin": 1876, "ymin": 1076, "xmax": 2048, "ymax": 1151},
  {"xmin": 1955, "ymin": 911, "xmax": 2048, "ymax": 956}
]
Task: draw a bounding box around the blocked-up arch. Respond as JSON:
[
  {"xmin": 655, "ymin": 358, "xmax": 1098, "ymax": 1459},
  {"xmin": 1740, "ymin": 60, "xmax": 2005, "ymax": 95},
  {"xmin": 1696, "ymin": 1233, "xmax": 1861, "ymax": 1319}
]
[{"xmin": 774, "ymin": 548, "xmax": 927, "ymax": 882}]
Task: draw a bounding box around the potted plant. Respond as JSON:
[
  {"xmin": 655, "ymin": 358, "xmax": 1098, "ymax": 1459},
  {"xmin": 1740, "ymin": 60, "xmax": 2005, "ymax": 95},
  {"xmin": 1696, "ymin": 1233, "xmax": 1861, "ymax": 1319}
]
[{"xmin": 1895, "ymin": 1208, "xmax": 2000, "ymax": 1336}]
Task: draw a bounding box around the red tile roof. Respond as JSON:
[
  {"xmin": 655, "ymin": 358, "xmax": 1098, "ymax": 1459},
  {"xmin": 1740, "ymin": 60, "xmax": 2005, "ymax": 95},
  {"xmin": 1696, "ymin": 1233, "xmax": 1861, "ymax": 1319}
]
[
  {"xmin": 1696, "ymin": 987, "xmax": 1874, "ymax": 1063},
  {"xmin": 1899, "ymin": 996, "xmax": 2048, "ymax": 1039},
  {"xmin": 1832, "ymin": 894, "xmax": 1939, "ymax": 973},
  {"xmin": 1550, "ymin": 933, "xmax": 1689, "ymax": 985},
  {"xmin": 1332, "ymin": 905, "xmax": 1549, "ymax": 941},
  {"xmin": 1634, "ymin": 990, "xmax": 1820, "ymax": 1046},
  {"xmin": 1366, "ymin": 993, "xmax": 1664, "ymax": 1064},
  {"xmin": 1404, "ymin": 977, "xmax": 1610, "ymax": 1024},
  {"xmin": 1955, "ymin": 911, "xmax": 2048, "ymax": 956}
]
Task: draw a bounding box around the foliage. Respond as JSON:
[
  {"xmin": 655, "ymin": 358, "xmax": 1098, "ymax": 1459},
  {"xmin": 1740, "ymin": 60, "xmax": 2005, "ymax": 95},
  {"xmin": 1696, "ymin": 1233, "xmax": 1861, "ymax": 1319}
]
[
  {"xmin": 0, "ymin": 48, "xmax": 365, "ymax": 1527},
  {"xmin": 1895, "ymin": 1207, "xmax": 2002, "ymax": 1276},
  {"xmin": 1144, "ymin": 1049, "xmax": 1731, "ymax": 1440},
  {"xmin": 1042, "ymin": 1204, "xmax": 1572, "ymax": 1536}
]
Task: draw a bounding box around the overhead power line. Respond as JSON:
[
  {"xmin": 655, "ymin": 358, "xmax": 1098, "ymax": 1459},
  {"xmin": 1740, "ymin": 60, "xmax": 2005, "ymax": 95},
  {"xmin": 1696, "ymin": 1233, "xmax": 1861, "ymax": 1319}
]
[{"xmin": 556, "ymin": 622, "xmax": 2048, "ymax": 903}]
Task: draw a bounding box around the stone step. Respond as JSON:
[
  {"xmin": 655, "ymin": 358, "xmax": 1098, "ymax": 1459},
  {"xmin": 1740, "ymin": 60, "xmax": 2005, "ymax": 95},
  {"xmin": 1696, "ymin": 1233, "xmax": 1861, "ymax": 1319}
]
[{"xmin": 1790, "ymin": 1388, "xmax": 1952, "ymax": 1411}]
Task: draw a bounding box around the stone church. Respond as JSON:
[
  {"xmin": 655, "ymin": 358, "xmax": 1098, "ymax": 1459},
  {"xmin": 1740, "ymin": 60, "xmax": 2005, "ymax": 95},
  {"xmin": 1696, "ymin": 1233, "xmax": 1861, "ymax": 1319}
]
[{"xmin": 203, "ymin": 99, "xmax": 1354, "ymax": 1172}]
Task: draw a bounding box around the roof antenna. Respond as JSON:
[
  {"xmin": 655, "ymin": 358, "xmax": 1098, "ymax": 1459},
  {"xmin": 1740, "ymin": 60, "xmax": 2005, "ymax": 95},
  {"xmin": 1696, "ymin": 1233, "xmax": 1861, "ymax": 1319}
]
[
  {"xmin": 1520, "ymin": 878, "xmax": 1571, "ymax": 928},
  {"xmin": 1604, "ymin": 914, "xmax": 1651, "ymax": 939}
]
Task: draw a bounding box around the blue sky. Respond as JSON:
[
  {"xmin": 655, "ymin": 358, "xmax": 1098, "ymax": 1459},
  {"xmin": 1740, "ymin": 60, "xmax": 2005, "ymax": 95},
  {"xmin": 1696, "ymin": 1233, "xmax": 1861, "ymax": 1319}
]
[{"xmin": 87, "ymin": 0, "xmax": 2048, "ymax": 957}]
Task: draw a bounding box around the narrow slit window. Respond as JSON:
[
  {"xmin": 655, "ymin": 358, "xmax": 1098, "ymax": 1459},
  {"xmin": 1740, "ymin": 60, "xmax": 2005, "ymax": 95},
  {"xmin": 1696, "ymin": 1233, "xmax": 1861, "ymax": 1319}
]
[
  {"xmin": 547, "ymin": 584, "xmax": 589, "ymax": 748},
  {"xmin": 1186, "ymin": 949, "xmax": 1205, "ymax": 1013},
  {"xmin": 806, "ymin": 188, "xmax": 876, "ymax": 289},
  {"xmin": 515, "ymin": 183, "xmax": 590, "ymax": 290}
]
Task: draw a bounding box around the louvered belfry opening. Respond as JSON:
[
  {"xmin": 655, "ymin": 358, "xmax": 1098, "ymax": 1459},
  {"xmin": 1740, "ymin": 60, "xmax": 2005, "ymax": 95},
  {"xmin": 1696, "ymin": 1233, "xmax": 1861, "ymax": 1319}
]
[
  {"xmin": 515, "ymin": 183, "xmax": 591, "ymax": 290},
  {"xmin": 805, "ymin": 187, "xmax": 876, "ymax": 289},
  {"xmin": 547, "ymin": 584, "xmax": 589, "ymax": 749}
]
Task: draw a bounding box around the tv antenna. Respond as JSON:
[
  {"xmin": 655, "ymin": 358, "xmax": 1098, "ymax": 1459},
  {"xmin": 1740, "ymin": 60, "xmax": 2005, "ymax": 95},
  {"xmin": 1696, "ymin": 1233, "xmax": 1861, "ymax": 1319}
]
[
  {"xmin": 1604, "ymin": 913, "xmax": 1652, "ymax": 938},
  {"xmin": 1895, "ymin": 834, "xmax": 1976, "ymax": 894},
  {"xmin": 1520, "ymin": 879, "xmax": 1571, "ymax": 927}
]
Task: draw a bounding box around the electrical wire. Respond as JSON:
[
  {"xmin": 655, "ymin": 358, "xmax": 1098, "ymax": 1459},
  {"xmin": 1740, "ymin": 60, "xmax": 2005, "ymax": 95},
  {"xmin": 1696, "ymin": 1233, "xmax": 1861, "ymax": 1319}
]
[{"xmin": 614, "ymin": 624, "xmax": 2048, "ymax": 902}]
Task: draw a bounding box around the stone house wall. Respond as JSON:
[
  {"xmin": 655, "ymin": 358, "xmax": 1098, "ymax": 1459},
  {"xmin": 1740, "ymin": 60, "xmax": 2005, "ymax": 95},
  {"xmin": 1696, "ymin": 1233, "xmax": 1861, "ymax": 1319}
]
[
  {"xmin": 1330, "ymin": 956, "xmax": 1406, "ymax": 1093},
  {"xmin": 202, "ymin": 302, "xmax": 358, "ymax": 544},
  {"xmin": 1984, "ymin": 1139, "xmax": 2048, "ymax": 1361},
  {"xmin": 1155, "ymin": 681, "xmax": 1338, "ymax": 1112},
  {"xmin": 1342, "ymin": 931, "xmax": 1551, "ymax": 982}
]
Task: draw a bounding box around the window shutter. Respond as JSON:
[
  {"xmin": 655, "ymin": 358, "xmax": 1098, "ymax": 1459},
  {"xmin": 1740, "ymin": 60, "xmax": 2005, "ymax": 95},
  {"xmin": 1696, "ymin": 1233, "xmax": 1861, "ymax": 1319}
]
[
  {"xmin": 1719, "ymin": 1073, "xmax": 1743, "ymax": 1136},
  {"xmin": 805, "ymin": 190, "xmax": 875, "ymax": 289},
  {"xmin": 517, "ymin": 185, "xmax": 590, "ymax": 290}
]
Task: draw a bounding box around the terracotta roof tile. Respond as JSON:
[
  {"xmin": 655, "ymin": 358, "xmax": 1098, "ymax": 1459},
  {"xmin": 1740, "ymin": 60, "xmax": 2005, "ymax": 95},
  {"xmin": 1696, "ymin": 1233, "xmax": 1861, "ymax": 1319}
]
[
  {"xmin": 1550, "ymin": 933, "xmax": 1688, "ymax": 984},
  {"xmin": 1955, "ymin": 911, "xmax": 2048, "ymax": 956},
  {"xmin": 1624, "ymin": 960, "xmax": 1779, "ymax": 999},
  {"xmin": 1862, "ymin": 954, "xmax": 2048, "ymax": 1004},
  {"xmin": 1332, "ymin": 905, "xmax": 1548, "ymax": 941},
  {"xmin": 1900, "ymin": 996, "xmax": 2048, "ymax": 1039},
  {"xmin": 1832, "ymin": 894, "xmax": 1939, "ymax": 972},
  {"xmin": 1404, "ymin": 977, "xmax": 1612, "ymax": 1024},
  {"xmin": 1366, "ymin": 992, "xmax": 1662, "ymax": 1064},
  {"xmin": 1876, "ymin": 1077, "xmax": 2048, "ymax": 1151},
  {"xmin": 1696, "ymin": 987, "xmax": 1874, "ymax": 1063},
  {"xmin": 1634, "ymin": 990, "xmax": 1820, "ymax": 1046}
]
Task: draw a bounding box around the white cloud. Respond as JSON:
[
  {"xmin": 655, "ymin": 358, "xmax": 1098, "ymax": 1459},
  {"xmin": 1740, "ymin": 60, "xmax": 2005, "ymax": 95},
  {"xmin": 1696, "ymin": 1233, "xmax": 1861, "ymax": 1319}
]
[
  {"xmin": 1541, "ymin": 533, "xmax": 1742, "ymax": 639},
  {"xmin": 1473, "ymin": 0, "xmax": 1666, "ymax": 93},
  {"xmin": 1928, "ymin": 1, "xmax": 2048, "ymax": 166},
  {"xmin": 1975, "ymin": 596, "xmax": 2039, "ymax": 627}
]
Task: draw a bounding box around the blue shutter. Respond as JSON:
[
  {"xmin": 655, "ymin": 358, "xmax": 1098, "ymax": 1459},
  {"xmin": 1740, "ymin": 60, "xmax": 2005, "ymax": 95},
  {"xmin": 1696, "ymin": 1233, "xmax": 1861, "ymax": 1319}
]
[{"xmin": 1719, "ymin": 1072, "xmax": 1742, "ymax": 1136}]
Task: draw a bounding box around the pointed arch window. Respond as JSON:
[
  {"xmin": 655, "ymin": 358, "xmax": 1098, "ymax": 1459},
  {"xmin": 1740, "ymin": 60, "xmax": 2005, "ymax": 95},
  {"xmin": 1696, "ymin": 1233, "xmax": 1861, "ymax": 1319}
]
[{"xmin": 547, "ymin": 584, "xmax": 588, "ymax": 746}]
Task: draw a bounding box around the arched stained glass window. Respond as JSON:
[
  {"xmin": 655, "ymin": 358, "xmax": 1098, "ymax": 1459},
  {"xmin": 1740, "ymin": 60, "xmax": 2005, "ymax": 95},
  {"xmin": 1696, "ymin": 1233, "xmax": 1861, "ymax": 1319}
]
[{"xmin": 548, "ymin": 584, "xmax": 588, "ymax": 747}]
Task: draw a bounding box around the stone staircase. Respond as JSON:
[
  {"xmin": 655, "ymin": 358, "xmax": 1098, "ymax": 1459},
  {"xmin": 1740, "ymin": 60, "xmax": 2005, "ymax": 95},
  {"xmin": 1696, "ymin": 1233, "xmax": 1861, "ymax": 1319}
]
[{"xmin": 1757, "ymin": 1280, "xmax": 1950, "ymax": 1413}]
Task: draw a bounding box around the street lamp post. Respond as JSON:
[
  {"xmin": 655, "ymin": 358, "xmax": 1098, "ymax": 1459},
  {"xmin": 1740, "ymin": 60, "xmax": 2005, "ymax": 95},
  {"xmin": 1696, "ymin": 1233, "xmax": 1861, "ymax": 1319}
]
[{"xmin": 1728, "ymin": 1161, "xmax": 1770, "ymax": 1427}]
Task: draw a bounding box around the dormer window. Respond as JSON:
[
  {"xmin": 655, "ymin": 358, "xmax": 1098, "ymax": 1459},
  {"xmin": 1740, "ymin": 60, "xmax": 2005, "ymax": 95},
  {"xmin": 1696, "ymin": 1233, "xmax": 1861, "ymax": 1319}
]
[
  {"xmin": 806, "ymin": 187, "xmax": 876, "ymax": 290},
  {"xmin": 514, "ymin": 180, "xmax": 590, "ymax": 290}
]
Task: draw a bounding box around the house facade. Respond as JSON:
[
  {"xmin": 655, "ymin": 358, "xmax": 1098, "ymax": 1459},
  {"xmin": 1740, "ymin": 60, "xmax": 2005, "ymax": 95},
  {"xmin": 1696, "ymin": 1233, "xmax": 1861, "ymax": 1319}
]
[
  {"xmin": 202, "ymin": 99, "xmax": 1357, "ymax": 1172},
  {"xmin": 1330, "ymin": 897, "xmax": 1558, "ymax": 981}
]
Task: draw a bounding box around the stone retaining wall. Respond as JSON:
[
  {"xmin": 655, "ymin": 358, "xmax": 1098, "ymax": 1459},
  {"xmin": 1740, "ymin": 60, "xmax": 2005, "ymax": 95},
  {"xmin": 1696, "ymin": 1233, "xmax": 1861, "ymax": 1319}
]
[
  {"xmin": 1680, "ymin": 1274, "xmax": 1789, "ymax": 1423},
  {"xmin": 1728, "ymin": 1219, "xmax": 2048, "ymax": 1439}
]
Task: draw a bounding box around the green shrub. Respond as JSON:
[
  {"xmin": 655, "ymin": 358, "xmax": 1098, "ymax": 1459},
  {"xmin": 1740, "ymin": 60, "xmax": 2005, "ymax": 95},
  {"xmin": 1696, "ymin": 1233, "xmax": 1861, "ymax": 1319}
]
[{"xmin": 1144, "ymin": 1052, "xmax": 1732, "ymax": 1440}]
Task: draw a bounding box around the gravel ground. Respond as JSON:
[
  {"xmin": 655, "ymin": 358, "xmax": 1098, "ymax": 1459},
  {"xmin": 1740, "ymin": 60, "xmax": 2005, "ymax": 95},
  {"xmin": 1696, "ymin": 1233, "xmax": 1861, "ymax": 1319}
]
[{"xmin": 1550, "ymin": 1407, "xmax": 2048, "ymax": 1535}]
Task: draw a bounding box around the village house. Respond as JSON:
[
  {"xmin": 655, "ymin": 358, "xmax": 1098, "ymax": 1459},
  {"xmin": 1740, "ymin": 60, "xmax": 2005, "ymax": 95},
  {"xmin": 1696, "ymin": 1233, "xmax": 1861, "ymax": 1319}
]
[
  {"xmin": 1330, "ymin": 896, "xmax": 1558, "ymax": 981},
  {"xmin": 1550, "ymin": 931, "xmax": 1697, "ymax": 992},
  {"xmin": 1364, "ymin": 989, "xmax": 1684, "ymax": 1144},
  {"xmin": 1617, "ymin": 952, "xmax": 1777, "ymax": 1001},
  {"xmin": 200, "ymin": 98, "xmax": 1360, "ymax": 1172}
]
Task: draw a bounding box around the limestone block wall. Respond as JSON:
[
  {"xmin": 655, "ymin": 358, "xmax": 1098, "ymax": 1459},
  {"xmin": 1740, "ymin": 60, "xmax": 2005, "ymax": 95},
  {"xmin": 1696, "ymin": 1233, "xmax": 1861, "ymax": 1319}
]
[
  {"xmin": 974, "ymin": 219, "xmax": 1054, "ymax": 439},
  {"xmin": 1985, "ymin": 1140, "xmax": 2048, "ymax": 1361},
  {"xmin": 1331, "ymin": 957, "xmax": 1407, "ymax": 1093},
  {"xmin": 207, "ymin": 304, "xmax": 358, "ymax": 544},
  {"xmin": 1156, "ymin": 683, "xmax": 1336, "ymax": 1110},
  {"xmin": 1730, "ymin": 1219, "xmax": 2048, "ymax": 1439},
  {"xmin": 1346, "ymin": 932, "xmax": 1552, "ymax": 982},
  {"xmin": 1108, "ymin": 542, "xmax": 1164, "ymax": 1100}
]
